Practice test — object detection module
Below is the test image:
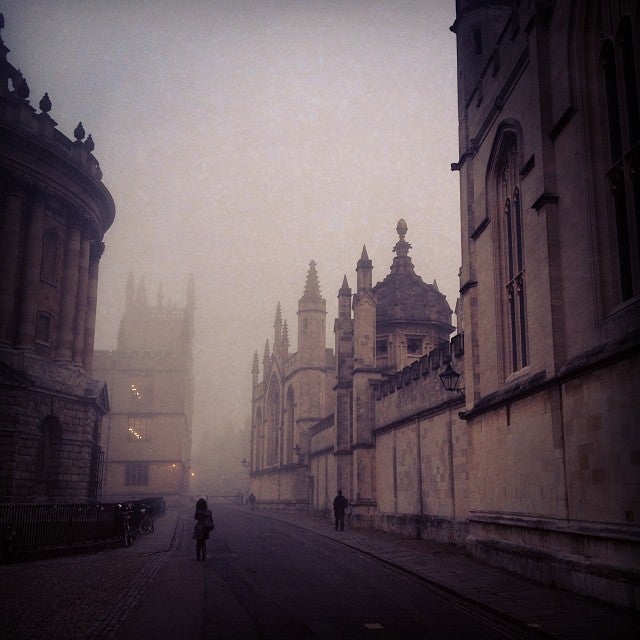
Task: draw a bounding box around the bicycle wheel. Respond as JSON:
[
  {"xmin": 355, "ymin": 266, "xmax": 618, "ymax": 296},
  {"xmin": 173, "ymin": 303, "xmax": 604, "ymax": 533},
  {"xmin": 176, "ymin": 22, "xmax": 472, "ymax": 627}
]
[{"xmin": 139, "ymin": 518, "xmax": 153, "ymax": 535}]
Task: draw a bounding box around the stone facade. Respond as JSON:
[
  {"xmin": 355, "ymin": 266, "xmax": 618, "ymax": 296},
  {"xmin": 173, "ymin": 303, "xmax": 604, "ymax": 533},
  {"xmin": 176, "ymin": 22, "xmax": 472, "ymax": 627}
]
[
  {"xmin": 250, "ymin": 222, "xmax": 459, "ymax": 527},
  {"xmin": 249, "ymin": 1, "xmax": 640, "ymax": 608},
  {"xmin": 451, "ymin": 0, "xmax": 640, "ymax": 608},
  {"xmin": 93, "ymin": 276, "xmax": 194, "ymax": 504},
  {"xmin": 0, "ymin": 17, "xmax": 114, "ymax": 503}
]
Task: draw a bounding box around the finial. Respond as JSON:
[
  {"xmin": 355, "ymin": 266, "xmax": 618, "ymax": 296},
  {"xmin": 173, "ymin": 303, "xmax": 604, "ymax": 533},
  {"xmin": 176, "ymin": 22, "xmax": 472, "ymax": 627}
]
[
  {"xmin": 13, "ymin": 70, "xmax": 29, "ymax": 99},
  {"xmin": 74, "ymin": 121, "xmax": 85, "ymax": 141},
  {"xmin": 39, "ymin": 92, "xmax": 51, "ymax": 113},
  {"xmin": 85, "ymin": 134, "xmax": 95, "ymax": 152},
  {"xmin": 396, "ymin": 218, "xmax": 408, "ymax": 239}
]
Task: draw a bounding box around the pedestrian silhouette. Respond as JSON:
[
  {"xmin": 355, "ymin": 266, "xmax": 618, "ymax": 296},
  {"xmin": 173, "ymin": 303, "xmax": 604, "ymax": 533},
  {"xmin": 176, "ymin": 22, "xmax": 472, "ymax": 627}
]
[
  {"xmin": 333, "ymin": 489, "xmax": 348, "ymax": 531},
  {"xmin": 193, "ymin": 497, "xmax": 213, "ymax": 560}
]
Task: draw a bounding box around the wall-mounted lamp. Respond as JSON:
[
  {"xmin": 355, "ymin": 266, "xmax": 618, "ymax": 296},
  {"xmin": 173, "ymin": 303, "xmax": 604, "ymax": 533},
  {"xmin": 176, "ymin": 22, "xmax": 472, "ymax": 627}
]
[
  {"xmin": 439, "ymin": 363, "xmax": 464, "ymax": 396},
  {"xmin": 241, "ymin": 458, "xmax": 249, "ymax": 468}
]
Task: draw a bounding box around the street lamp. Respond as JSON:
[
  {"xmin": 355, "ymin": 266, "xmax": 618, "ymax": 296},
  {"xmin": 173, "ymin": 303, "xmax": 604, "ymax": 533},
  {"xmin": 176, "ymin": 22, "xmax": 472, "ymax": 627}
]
[{"xmin": 439, "ymin": 363, "xmax": 464, "ymax": 396}]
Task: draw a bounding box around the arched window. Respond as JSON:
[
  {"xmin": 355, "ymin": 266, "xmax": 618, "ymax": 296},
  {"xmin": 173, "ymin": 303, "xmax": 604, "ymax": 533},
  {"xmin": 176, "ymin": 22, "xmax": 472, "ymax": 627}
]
[
  {"xmin": 600, "ymin": 13, "xmax": 640, "ymax": 302},
  {"xmin": 40, "ymin": 228, "xmax": 59, "ymax": 284},
  {"xmin": 285, "ymin": 387, "xmax": 295, "ymax": 464},
  {"xmin": 496, "ymin": 133, "xmax": 528, "ymax": 373}
]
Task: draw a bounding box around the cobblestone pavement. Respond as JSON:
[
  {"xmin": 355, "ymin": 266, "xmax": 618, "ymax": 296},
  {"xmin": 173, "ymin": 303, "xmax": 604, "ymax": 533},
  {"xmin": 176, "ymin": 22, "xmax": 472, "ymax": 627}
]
[{"xmin": 0, "ymin": 505, "xmax": 179, "ymax": 640}]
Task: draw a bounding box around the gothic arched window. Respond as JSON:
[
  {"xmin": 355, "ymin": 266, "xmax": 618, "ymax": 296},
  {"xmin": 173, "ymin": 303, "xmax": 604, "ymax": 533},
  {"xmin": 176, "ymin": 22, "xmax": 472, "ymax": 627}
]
[
  {"xmin": 600, "ymin": 13, "xmax": 640, "ymax": 302},
  {"xmin": 497, "ymin": 134, "xmax": 528, "ymax": 373}
]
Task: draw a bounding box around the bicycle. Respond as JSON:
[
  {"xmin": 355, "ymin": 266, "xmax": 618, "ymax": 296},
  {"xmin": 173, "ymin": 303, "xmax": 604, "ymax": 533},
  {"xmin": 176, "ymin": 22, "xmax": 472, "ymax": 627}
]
[
  {"xmin": 0, "ymin": 523, "xmax": 25, "ymax": 563},
  {"xmin": 118, "ymin": 504, "xmax": 134, "ymax": 547},
  {"xmin": 138, "ymin": 506, "xmax": 154, "ymax": 535}
]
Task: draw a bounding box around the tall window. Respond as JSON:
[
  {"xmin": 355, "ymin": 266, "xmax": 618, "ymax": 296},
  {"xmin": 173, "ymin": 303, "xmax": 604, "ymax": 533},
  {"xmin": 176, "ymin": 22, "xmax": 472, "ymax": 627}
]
[
  {"xmin": 600, "ymin": 15, "xmax": 640, "ymax": 302},
  {"xmin": 127, "ymin": 417, "xmax": 151, "ymax": 441},
  {"xmin": 40, "ymin": 228, "xmax": 59, "ymax": 284},
  {"xmin": 36, "ymin": 416, "xmax": 62, "ymax": 487},
  {"xmin": 125, "ymin": 462, "xmax": 149, "ymax": 486},
  {"xmin": 499, "ymin": 136, "xmax": 528, "ymax": 372}
]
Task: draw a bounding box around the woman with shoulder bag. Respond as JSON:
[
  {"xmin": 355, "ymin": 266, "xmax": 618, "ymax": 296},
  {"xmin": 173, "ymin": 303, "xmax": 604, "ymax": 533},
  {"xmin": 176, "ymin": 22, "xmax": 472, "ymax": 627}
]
[{"xmin": 193, "ymin": 497, "xmax": 214, "ymax": 560}]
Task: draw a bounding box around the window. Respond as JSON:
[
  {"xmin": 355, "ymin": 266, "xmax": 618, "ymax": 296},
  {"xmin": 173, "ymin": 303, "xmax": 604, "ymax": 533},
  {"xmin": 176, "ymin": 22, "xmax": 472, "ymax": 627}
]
[
  {"xmin": 376, "ymin": 338, "xmax": 388, "ymax": 355},
  {"xmin": 407, "ymin": 337, "xmax": 423, "ymax": 355},
  {"xmin": 36, "ymin": 416, "xmax": 62, "ymax": 485},
  {"xmin": 35, "ymin": 312, "xmax": 53, "ymax": 345},
  {"xmin": 40, "ymin": 228, "xmax": 59, "ymax": 284},
  {"xmin": 498, "ymin": 135, "xmax": 528, "ymax": 372},
  {"xmin": 600, "ymin": 15, "xmax": 640, "ymax": 302},
  {"xmin": 127, "ymin": 417, "xmax": 151, "ymax": 441},
  {"xmin": 125, "ymin": 462, "xmax": 149, "ymax": 486}
]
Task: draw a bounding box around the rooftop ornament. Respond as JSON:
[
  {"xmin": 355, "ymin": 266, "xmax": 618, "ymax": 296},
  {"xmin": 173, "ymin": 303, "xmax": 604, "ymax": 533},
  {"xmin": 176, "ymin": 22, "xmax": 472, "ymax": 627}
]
[{"xmin": 74, "ymin": 121, "xmax": 85, "ymax": 141}]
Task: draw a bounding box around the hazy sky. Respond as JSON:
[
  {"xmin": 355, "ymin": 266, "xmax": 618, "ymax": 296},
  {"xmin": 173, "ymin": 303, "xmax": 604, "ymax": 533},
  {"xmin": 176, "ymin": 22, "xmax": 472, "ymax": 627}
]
[{"xmin": 1, "ymin": 0, "xmax": 461, "ymax": 440}]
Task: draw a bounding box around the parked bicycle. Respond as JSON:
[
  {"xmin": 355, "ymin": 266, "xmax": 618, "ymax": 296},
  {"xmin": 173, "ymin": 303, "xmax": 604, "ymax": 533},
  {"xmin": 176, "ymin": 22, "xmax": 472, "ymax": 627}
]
[
  {"xmin": 118, "ymin": 503, "xmax": 134, "ymax": 547},
  {"xmin": 0, "ymin": 523, "xmax": 25, "ymax": 562},
  {"xmin": 138, "ymin": 505, "xmax": 154, "ymax": 535}
]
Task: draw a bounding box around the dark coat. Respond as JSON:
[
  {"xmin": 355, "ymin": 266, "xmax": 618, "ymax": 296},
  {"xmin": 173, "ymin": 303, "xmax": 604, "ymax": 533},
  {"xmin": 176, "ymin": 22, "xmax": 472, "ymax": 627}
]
[
  {"xmin": 194, "ymin": 507, "xmax": 212, "ymax": 540},
  {"xmin": 333, "ymin": 494, "xmax": 348, "ymax": 515}
]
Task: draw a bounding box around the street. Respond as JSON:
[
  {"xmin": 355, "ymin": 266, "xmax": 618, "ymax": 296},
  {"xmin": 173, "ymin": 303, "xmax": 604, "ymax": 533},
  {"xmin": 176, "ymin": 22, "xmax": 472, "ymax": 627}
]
[{"xmin": 121, "ymin": 504, "xmax": 535, "ymax": 640}]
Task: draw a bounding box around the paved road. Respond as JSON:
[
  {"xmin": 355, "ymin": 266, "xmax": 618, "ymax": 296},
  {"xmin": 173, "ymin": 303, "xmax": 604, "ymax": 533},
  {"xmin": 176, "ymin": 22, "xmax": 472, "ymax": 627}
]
[
  {"xmin": 121, "ymin": 504, "xmax": 539, "ymax": 640},
  {"xmin": 1, "ymin": 502, "xmax": 638, "ymax": 639}
]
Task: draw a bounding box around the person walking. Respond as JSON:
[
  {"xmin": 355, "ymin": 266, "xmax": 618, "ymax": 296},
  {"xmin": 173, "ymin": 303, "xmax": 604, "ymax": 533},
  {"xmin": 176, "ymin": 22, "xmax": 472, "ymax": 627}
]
[
  {"xmin": 333, "ymin": 489, "xmax": 348, "ymax": 531},
  {"xmin": 193, "ymin": 497, "xmax": 213, "ymax": 560}
]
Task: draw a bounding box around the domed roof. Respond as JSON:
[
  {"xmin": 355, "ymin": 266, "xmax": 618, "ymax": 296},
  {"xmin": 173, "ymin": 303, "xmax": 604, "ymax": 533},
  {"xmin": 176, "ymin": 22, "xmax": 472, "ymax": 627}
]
[{"xmin": 372, "ymin": 220, "xmax": 452, "ymax": 326}]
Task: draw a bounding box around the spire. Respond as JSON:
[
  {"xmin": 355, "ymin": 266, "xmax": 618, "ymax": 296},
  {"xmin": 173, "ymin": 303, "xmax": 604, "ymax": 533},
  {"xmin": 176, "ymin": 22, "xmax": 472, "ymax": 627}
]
[
  {"xmin": 389, "ymin": 218, "xmax": 415, "ymax": 275},
  {"xmin": 186, "ymin": 274, "xmax": 195, "ymax": 310},
  {"xmin": 301, "ymin": 260, "xmax": 323, "ymax": 302},
  {"xmin": 135, "ymin": 276, "xmax": 148, "ymax": 307},
  {"xmin": 262, "ymin": 339, "xmax": 270, "ymax": 370},
  {"xmin": 281, "ymin": 319, "xmax": 290, "ymax": 353},
  {"xmin": 125, "ymin": 272, "xmax": 135, "ymax": 309},
  {"xmin": 252, "ymin": 350, "xmax": 260, "ymax": 385},
  {"xmin": 338, "ymin": 275, "xmax": 352, "ymax": 318},
  {"xmin": 274, "ymin": 302, "xmax": 282, "ymax": 346},
  {"xmin": 356, "ymin": 245, "xmax": 373, "ymax": 294}
]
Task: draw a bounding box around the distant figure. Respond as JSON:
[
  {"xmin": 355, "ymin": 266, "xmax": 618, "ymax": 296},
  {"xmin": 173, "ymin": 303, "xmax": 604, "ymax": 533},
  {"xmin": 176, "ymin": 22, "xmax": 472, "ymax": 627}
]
[
  {"xmin": 193, "ymin": 497, "xmax": 213, "ymax": 560},
  {"xmin": 333, "ymin": 490, "xmax": 349, "ymax": 531},
  {"xmin": 248, "ymin": 492, "xmax": 256, "ymax": 511}
]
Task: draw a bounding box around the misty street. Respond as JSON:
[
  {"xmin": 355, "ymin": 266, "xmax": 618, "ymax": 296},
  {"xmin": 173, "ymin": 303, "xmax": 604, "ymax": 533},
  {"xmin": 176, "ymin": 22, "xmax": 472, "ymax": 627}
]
[{"xmin": 121, "ymin": 504, "xmax": 533, "ymax": 640}]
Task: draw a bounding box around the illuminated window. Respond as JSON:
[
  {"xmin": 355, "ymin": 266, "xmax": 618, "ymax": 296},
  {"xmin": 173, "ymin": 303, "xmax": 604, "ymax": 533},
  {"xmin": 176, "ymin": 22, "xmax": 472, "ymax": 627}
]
[
  {"xmin": 130, "ymin": 383, "xmax": 143, "ymax": 401},
  {"xmin": 125, "ymin": 462, "xmax": 149, "ymax": 486},
  {"xmin": 127, "ymin": 417, "xmax": 151, "ymax": 441}
]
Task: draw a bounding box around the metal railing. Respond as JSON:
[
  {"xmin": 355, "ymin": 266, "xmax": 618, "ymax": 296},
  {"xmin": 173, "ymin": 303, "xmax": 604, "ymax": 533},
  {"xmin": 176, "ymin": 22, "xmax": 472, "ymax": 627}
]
[{"xmin": 0, "ymin": 497, "xmax": 165, "ymax": 561}]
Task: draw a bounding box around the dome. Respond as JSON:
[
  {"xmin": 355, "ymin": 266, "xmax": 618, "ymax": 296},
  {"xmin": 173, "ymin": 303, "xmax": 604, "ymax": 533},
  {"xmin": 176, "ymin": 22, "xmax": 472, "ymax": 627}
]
[{"xmin": 372, "ymin": 220, "xmax": 453, "ymax": 327}]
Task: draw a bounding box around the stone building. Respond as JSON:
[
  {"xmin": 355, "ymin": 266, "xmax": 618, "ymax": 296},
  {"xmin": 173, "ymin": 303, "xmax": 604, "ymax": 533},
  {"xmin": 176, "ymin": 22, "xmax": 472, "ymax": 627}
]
[
  {"xmin": 451, "ymin": 0, "xmax": 639, "ymax": 607},
  {"xmin": 0, "ymin": 17, "xmax": 115, "ymax": 503},
  {"xmin": 250, "ymin": 221, "xmax": 460, "ymax": 526},
  {"xmin": 93, "ymin": 275, "xmax": 194, "ymax": 504},
  {"xmin": 249, "ymin": 0, "xmax": 640, "ymax": 608}
]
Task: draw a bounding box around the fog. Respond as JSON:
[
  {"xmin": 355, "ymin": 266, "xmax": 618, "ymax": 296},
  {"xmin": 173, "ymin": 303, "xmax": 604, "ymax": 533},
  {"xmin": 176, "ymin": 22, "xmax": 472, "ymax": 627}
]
[{"xmin": 1, "ymin": 1, "xmax": 460, "ymax": 479}]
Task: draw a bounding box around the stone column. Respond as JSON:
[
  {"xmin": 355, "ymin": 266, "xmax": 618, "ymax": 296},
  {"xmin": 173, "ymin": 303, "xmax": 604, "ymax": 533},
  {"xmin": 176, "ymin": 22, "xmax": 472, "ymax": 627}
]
[
  {"xmin": 72, "ymin": 230, "xmax": 91, "ymax": 366},
  {"xmin": 0, "ymin": 176, "xmax": 25, "ymax": 345},
  {"xmin": 16, "ymin": 186, "xmax": 47, "ymax": 350},
  {"xmin": 82, "ymin": 241, "xmax": 104, "ymax": 374},
  {"xmin": 55, "ymin": 215, "xmax": 82, "ymax": 362}
]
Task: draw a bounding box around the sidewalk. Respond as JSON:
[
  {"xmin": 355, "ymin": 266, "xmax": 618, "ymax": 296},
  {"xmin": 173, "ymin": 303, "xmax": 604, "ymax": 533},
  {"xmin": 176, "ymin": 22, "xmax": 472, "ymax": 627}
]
[
  {"xmin": 260, "ymin": 507, "xmax": 639, "ymax": 640},
  {"xmin": 0, "ymin": 502, "xmax": 182, "ymax": 640}
]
